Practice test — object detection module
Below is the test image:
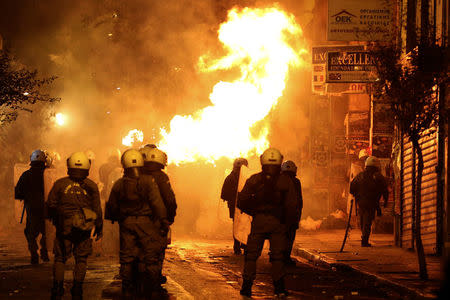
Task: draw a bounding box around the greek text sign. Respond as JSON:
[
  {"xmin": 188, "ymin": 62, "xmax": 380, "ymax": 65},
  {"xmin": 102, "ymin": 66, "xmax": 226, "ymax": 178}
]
[{"xmin": 328, "ymin": 0, "xmax": 394, "ymax": 41}]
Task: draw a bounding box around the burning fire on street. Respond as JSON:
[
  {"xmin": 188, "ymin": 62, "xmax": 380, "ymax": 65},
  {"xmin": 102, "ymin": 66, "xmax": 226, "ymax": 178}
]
[{"xmin": 155, "ymin": 6, "xmax": 307, "ymax": 164}]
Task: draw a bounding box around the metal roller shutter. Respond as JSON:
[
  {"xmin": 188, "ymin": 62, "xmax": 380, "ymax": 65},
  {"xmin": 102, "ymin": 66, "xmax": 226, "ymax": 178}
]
[{"xmin": 401, "ymin": 132, "xmax": 438, "ymax": 254}]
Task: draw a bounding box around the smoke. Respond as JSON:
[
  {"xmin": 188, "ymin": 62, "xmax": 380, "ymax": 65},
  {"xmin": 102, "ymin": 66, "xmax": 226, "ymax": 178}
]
[{"xmin": 0, "ymin": 0, "xmax": 316, "ymax": 237}]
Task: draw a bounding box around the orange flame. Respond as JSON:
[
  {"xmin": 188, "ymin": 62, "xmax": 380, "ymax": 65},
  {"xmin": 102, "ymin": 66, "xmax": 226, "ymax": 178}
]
[
  {"xmin": 122, "ymin": 129, "xmax": 144, "ymax": 147},
  {"xmin": 158, "ymin": 7, "xmax": 306, "ymax": 164}
]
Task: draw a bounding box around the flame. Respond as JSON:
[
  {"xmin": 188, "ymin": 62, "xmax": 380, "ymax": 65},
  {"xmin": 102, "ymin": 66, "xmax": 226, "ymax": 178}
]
[
  {"xmin": 158, "ymin": 7, "xmax": 306, "ymax": 164},
  {"xmin": 122, "ymin": 129, "xmax": 144, "ymax": 147}
]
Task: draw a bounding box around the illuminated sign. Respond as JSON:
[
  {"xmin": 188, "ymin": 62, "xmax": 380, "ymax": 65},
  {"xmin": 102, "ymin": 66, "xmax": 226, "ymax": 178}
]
[{"xmin": 326, "ymin": 51, "xmax": 378, "ymax": 83}]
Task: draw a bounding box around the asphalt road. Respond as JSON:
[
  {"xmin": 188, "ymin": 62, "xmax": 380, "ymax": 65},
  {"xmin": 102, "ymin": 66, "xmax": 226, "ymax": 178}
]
[{"xmin": 0, "ymin": 237, "xmax": 423, "ymax": 299}]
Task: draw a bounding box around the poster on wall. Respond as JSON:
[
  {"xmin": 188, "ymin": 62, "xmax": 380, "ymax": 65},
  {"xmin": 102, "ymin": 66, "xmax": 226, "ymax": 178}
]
[
  {"xmin": 373, "ymin": 101, "xmax": 394, "ymax": 134},
  {"xmin": 345, "ymin": 111, "xmax": 369, "ymax": 139},
  {"xmin": 328, "ymin": 0, "xmax": 394, "ymax": 41},
  {"xmin": 346, "ymin": 138, "xmax": 369, "ymax": 155},
  {"xmin": 372, "ymin": 135, "xmax": 393, "ymax": 158}
]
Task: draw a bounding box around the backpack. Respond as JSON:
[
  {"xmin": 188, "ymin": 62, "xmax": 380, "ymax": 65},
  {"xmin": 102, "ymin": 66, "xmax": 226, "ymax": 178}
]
[{"xmin": 64, "ymin": 181, "xmax": 97, "ymax": 232}]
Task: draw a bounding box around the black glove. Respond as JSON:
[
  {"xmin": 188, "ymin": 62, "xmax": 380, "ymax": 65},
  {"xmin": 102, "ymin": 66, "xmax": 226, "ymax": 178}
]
[
  {"xmin": 160, "ymin": 219, "xmax": 170, "ymax": 237},
  {"xmin": 93, "ymin": 225, "xmax": 103, "ymax": 241}
]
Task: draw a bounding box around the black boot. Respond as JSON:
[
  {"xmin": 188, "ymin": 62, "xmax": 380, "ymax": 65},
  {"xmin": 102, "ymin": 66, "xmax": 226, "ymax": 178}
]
[
  {"xmin": 71, "ymin": 281, "xmax": 83, "ymax": 300},
  {"xmin": 274, "ymin": 279, "xmax": 288, "ymax": 297},
  {"xmin": 151, "ymin": 286, "xmax": 169, "ymax": 300},
  {"xmin": 122, "ymin": 287, "xmax": 134, "ymax": 300},
  {"xmin": 40, "ymin": 249, "xmax": 50, "ymax": 262},
  {"xmin": 51, "ymin": 281, "xmax": 64, "ymax": 300},
  {"xmin": 240, "ymin": 280, "xmax": 252, "ymax": 297},
  {"xmin": 30, "ymin": 252, "xmax": 39, "ymax": 265}
]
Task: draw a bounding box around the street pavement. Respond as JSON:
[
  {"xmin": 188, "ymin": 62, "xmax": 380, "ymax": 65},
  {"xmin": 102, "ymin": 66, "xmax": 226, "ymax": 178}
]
[
  {"xmin": 0, "ymin": 227, "xmax": 433, "ymax": 300},
  {"xmin": 293, "ymin": 229, "xmax": 444, "ymax": 299}
]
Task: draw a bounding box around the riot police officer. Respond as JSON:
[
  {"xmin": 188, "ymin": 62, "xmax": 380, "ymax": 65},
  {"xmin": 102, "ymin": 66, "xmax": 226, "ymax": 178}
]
[
  {"xmin": 15, "ymin": 149, "xmax": 50, "ymax": 264},
  {"xmin": 140, "ymin": 145, "xmax": 177, "ymax": 284},
  {"xmin": 238, "ymin": 148, "xmax": 296, "ymax": 297},
  {"xmin": 350, "ymin": 156, "xmax": 389, "ymax": 247},
  {"xmin": 221, "ymin": 158, "xmax": 248, "ymax": 255},
  {"xmin": 105, "ymin": 149, "xmax": 169, "ymax": 299},
  {"xmin": 47, "ymin": 152, "xmax": 103, "ymax": 300},
  {"xmin": 281, "ymin": 160, "xmax": 303, "ymax": 265}
]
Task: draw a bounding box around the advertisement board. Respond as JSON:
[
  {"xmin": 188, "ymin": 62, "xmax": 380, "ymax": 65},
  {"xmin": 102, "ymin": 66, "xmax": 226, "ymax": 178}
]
[
  {"xmin": 312, "ymin": 45, "xmax": 364, "ymax": 94},
  {"xmin": 327, "ymin": 51, "xmax": 378, "ymax": 83},
  {"xmin": 328, "ymin": 0, "xmax": 394, "ymax": 41}
]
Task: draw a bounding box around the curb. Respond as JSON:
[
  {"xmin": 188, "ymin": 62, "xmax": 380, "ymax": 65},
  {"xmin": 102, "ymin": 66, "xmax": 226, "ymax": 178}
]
[{"xmin": 292, "ymin": 247, "xmax": 436, "ymax": 299}]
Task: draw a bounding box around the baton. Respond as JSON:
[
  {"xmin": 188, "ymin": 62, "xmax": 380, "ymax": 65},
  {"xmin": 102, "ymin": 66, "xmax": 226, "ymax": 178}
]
[
  {"xmin": 20, "ymin": 203, "xmax": 26, "ymax": 224},
  {"xmin": 340, "ymin": 199, "xmax": 353, "ymax": 252}
]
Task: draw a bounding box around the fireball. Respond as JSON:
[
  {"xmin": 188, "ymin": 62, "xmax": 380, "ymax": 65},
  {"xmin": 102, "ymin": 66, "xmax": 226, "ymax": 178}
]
[
  {"xmin": 158, "ymin": 7, "xmax": 307, "ymax": 164},
  {"xmin": 122, "ymin": 129, "xmax": 144, "ymax": 147}
]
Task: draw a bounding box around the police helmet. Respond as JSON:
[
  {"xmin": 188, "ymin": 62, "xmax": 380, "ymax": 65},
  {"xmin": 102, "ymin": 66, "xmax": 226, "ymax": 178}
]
[
  {"xmin": 260, "ymin": 148, "xmax": 283, "ymax": 166},
  {"xmin": 365, "ymin": 156, "xmax": 381, "ymax": 169},
  {"xmin": 281, "ymin": 160, "xmax": 297, "ymax": 174},
  {"xmin": 67, "ymin": 152, "xmax": 91, "ymax": 170},
  {"xmin": 30, "ymin": 149, "xmax": 47, "ymax": 162},
  {"xmin": 121, "ymin": 149, "xmax": 144, "ymax": 169},
  {"xmin": 140, "ymin": 147, "xmax": 167, "ymax": 167}
]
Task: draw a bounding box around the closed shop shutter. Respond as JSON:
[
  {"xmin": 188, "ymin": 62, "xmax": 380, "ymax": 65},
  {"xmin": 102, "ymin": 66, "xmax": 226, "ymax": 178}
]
[{"xmin": 401, "ymin": 132, "xmax": 438, "ymax": 254}]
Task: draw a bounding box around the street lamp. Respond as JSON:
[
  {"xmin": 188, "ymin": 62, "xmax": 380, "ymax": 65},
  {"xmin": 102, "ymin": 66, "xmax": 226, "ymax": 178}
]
[{"xmin": 55, "ymin": 113, "xmax": 67, "ymax": 127}]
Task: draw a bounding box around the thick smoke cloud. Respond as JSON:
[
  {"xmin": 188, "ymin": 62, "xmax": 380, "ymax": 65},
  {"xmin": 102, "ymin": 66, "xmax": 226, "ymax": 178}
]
[{"xmin": 0, "ymin": 0, "xmax": 315, "ymax": 236}]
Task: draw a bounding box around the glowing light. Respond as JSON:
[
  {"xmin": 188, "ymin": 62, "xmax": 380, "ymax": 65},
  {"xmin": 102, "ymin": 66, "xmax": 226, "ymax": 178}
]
[
  {"xmin": 55, "ymin": 113, "xmax": 67, "ymax": 126},
  {"xmin": 158, "ymin": 7, "xmax": 306, "ymax": 164},
  {"xmin": 122, "ymin": 129, "xmax": 144, "ymax": 147},
  {"xmin": 116, "ymin": 87, "xmax": 121, "ymax": 90},
  {"xmin": 23, "ymin": 92, "xmax": 29, "ymax": 96}
]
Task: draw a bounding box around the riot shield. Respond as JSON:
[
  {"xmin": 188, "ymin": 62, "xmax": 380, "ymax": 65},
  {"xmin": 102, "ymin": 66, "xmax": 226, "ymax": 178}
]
[
  {"xmin": 13, "ymin": 164, "xmax": 29, "ymax": 222},
  {"xmin": 233, "ymin": 166, "xmax": 252, "ymax": 245},
  {"xmin": 102, "ymin": 167, "xmax": 123, "ymax": 254},
  {"xmin": 44, "ymin": 168, "xmax": 58, "ymax": 251}
]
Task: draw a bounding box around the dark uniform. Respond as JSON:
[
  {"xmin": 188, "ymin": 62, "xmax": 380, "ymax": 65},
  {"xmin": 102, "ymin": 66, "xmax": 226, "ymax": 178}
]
[
  {"xmin": 141, "ymin": 165, "xmax": 177, "ymax": 283},
  {"xmin": 282, "ymin": 171, "xmax": 303, "ymax": 263},
  {"xmin": 238, "ymin": 171, "xmax": 296, "ymax": 288},
  {"xmin": 221, "ymin": 169, "xmax": 244, "ymax": 254},
  {"xmin": 350, "ymin": 166, "xmax": 388, "ymax": 246},
  {"xmin": 105, "ymin": 174, "xmax": 168, "ymax": 297},
  {"xmin": 46, "ymin": 176, "xmax": 102, "ymax": 298},
  {"xmin": 141, "ymin": 167, "xmax": 177, "ymax": 224},
  {"xmin": 15, "ymin": 161, "xmax": 49, "ymax": 263}
]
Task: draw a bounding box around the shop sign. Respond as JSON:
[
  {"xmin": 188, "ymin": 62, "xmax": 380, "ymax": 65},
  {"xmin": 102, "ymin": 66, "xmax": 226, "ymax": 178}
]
[
  {"xmin": 328, "ymin": 0, "xmax": 394, "ymax": 41},
  {"xmin": 326, "ymin": 51, "xmax": 378, "ymax": 83},
  {"xmin": 312, "ymin": 45, "xmax": 364, "ymax": 94}
]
